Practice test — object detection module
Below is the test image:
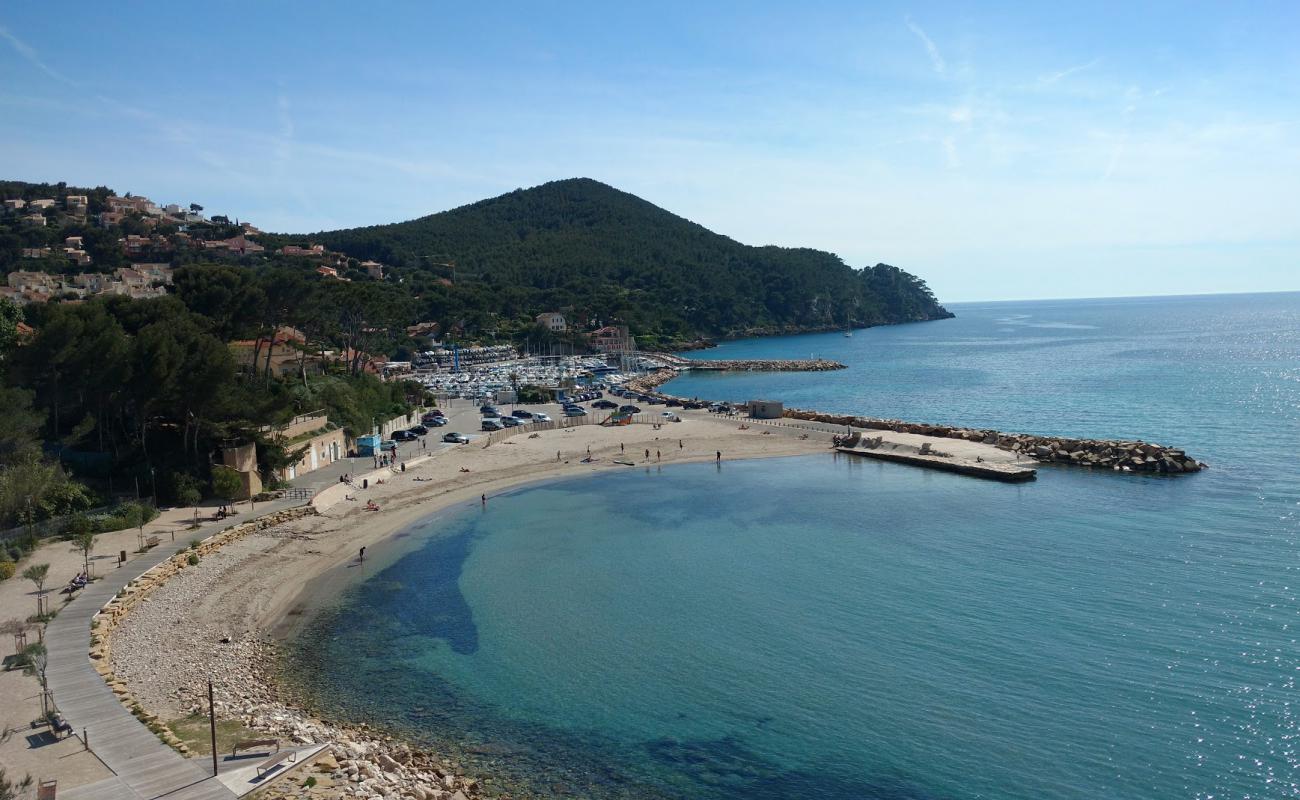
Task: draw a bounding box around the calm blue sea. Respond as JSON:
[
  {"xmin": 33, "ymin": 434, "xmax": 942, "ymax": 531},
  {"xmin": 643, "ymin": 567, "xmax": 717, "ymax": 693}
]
[{"xmin": 288, "ymin": 292, "xmax": 1300, "ymax": 799}]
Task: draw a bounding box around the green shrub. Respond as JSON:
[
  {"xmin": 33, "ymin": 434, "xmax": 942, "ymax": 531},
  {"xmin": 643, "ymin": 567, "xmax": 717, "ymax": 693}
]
[
  {"xmin": 186, "ymin": 553, "xmax": 199, "ymax": 566},
  {"xmin": 0, "ymin": 561, "xmax": 14, "ymax": 580}
]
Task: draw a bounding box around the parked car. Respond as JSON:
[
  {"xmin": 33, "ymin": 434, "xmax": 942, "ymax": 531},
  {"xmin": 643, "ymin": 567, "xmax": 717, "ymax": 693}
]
[
  {"xmin": 512, "ymin": 409, "xmax": 535, "ymax": 419},
  {"xmin": 637, "ymin": 394, "xmax": 652, "ymax": 402},
  {"xmin": 660, "ymin": 411, "xmax": 681, "ymax": 422},
  {"xmin": 533, "ymin": 413, "xmax": 552, "ymax": 423},
  {"xmin": 479, "ymin": 404, "xmax": 500, "ymax": 415},
  {"xmin": 563, "ymin": 406, "xmax": 587, "ymax": 417},
  {"xmin": 500, "ymin": 415, "xmax": 523, "ymax": 427},
  {"xmin": 666, "ymin": 398, "xmax": 681, "ymax": 407},
  {"xmin": 619, "ymin": 404, "xmax": 642, "ymax": 414},
  {"xmin": 408, "ymin": 424, "xmax": 429, "ymax": 435},
  {"xmin": 421, "ymin": 412, "xmax": 442, "ymax": 425},
  {"xmin": 593, "ymin": 400, "xmax": 618, "ymax": 409},
  {"xmin": 648, "ymin": 397, "xmax": 665, "ymax": 405},
  {"xmin": 442, "ymin": 432, "xmax": 469, "ymax": 444},
  {"xmin": 392, "ymin": 430, "xmax": 418, "ymax": 442},
  {"xmin": 481, "ymin": 418, "xmax": 505, "ymax": 431},
  {"xmin": 428, "ymin": 416, "xmax": 448, "ymax": 427}
]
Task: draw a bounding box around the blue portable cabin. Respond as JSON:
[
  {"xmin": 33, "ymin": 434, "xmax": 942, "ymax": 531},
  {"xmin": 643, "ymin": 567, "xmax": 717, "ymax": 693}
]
[{"xmin": 356, "ymin": 434, "xmax": 382, "ymax": 456}]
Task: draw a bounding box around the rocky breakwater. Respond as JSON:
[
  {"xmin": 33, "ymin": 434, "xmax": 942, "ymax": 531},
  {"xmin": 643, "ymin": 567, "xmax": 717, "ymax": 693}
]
[
  {"xmin": 625, "ymin": 359, "xmax": 845, "ymax": 397},
  {"xmin": 96, "ymin": 506, "xmax": 491, "ymax": 800},
  {"xmin": 680, "ymin": 357, "xmax": 845, "ymax": 372},
  {"xmin": 783, "ymin": 408, "xmax": 1207, "ymax": 474}
]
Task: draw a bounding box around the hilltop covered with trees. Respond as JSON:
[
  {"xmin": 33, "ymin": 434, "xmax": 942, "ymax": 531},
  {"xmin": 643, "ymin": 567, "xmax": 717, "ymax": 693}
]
[{"xmin": 311, "ymin": 178, "xmax": 951, "ymax": 347}]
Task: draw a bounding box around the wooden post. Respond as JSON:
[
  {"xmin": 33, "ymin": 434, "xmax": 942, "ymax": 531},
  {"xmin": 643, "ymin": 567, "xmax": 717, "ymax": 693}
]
[{"xmin": 209, "ymin": 680, "xmax": 218, "ymax": 776}]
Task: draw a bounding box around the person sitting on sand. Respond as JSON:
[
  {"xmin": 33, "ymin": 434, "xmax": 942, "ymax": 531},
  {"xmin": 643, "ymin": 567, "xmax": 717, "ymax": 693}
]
[
  {"xmin": 345, "ymin": 494, "xmax": 356, "ymax": 501},
  {"xmin": 460, "ymin": 466, "xmax": 471, "ymax": 473},
  {"xmin": 365, "ymin": 500, "xmax": 380, "ymax": 512}
]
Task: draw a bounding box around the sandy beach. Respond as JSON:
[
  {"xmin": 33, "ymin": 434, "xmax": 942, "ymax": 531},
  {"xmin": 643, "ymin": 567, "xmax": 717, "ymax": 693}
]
[
  {"xmin": 1, "ymin": 405, "xmax": 1018, "ymax": 798},
  {"xmin": 98, "ymin": 412, "xmax": 845, "ymax": 798}
]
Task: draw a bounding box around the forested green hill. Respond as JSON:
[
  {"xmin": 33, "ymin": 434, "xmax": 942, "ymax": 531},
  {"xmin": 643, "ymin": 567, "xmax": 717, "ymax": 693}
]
[{"xmin": 312, "ymin": 178, "xmax": 951, "ymax": 343}]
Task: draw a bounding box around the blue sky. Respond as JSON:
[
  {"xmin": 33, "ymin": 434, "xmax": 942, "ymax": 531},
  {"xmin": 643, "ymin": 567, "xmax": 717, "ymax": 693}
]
[{"xmin": 1, "ymin": 2, "xmax": 1296, "ymax": 302}]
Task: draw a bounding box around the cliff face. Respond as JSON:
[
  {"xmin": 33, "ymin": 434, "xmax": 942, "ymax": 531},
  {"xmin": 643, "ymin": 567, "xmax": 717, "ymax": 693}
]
[{"xmin": 313, "ymin": 178, "xmax": 951, "ymax": 340}]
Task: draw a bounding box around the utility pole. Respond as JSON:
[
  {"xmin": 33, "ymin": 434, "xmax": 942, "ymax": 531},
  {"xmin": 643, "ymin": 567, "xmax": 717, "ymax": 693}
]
[{"xmin": 208, "ymin": 679, "xmax": 218, "ymax": 776}]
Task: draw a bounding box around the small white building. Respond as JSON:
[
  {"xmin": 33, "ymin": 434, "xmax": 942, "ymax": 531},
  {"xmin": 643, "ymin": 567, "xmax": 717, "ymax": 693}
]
[{"xmin": 535, "ymin": 312, "xmax": 567, "ymax": 332}]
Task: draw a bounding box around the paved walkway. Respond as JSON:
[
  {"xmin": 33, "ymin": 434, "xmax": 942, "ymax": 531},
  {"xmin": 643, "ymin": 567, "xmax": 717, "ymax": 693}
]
[
  {"xmin": 46, "ymin": 498, "xmax": 299, "ymax": 799},
  {"xmin": 40, "ymin": 402, "xmax": 490, "ymax": 798}
]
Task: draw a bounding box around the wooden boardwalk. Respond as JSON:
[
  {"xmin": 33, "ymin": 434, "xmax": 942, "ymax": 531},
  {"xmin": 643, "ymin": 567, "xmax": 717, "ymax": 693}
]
[{"xmin": 44, "ymin": 502, "xmax": 301, "ymax": 799}]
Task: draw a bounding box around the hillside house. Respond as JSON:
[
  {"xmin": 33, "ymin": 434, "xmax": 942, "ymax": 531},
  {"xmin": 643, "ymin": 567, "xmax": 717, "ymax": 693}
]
[
  {"xmin": 22, "ymin": 214, "xmax": 46, "ymax": 227},
  {"xmin": 535, "ymin": 312, "xmax": 567, "ymax": 332},
  {"xmin": 589, "ymin": 325, "xmax": 635, "ymax": 353},
  {"xmin": 360, "ymin": 260, "xmax": 384, "ymax": 279},
  {"xmin": 281, "ymin": 244, "xmax": 326, "ymax": 257},
  {"xmin": 3, "ymin": 199, "xmax": 25, "ymax": 212}
]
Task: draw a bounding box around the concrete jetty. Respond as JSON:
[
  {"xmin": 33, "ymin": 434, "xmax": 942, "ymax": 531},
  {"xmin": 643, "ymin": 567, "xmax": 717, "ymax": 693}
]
[
  {"xmin": 628, "ymin": 367, "xmax": 1206, "ymax": 477},
  {"xmin": 835, "ymin": 446, "xmax": 1037, "ymax": 482}
]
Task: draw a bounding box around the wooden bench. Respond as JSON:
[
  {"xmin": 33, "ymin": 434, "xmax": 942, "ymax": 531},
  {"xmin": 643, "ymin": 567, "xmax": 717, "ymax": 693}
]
[
  {"xmin": 145, "ymin": 535, "xmax": 160, "ymax": 548},
  {"xmin": 255, "ymin": 749, "xmax": 296, "ymax": 777},
  {"xmin": 232, "ymin": 737, "xmax": 280, "ymax": 757}
]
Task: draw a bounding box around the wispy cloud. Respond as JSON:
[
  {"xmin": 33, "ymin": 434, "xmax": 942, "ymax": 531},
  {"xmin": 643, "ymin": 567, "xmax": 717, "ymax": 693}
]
[
  {"xmin": 905, "ymin": 17, "xmax": 946, "ymax": 76},
  {"xmin": 1038, "ymin": 58, "xmax": 1101, "ymax": 86},
  {"xmin": 942, "ymin": 135, "xmax": 960, "ymax": 168},
  {"xmin": 0, "ymin": 23, "xmax": 78, "ymax": 86}
]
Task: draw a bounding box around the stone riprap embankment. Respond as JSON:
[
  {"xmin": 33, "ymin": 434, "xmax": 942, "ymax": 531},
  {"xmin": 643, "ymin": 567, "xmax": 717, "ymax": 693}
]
[
  {"xmin": 652, "ymin": 354, "xmax": 845, "ymax": 372},
  {"xmin": 680, "ymin": 357, "xmax": 845, "ymax": 371},
  {"xmin": 98, "ymin": 507, "xmax": 489, "ymax": 800},
  {"xmin": 783, "ymin": 409, "xmax": 1206, "ymax": 474}
]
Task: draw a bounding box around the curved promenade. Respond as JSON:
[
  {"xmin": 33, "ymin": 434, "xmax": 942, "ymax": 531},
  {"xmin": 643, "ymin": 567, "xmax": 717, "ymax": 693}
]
[{"xmin": 43, "ymin": 506, "xmax": 280, "ymax": 799}]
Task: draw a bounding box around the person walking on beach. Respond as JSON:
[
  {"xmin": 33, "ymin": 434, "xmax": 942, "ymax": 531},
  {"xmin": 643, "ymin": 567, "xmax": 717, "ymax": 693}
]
[
  {"xmin": 656, "ymin": 450, "xmax": 661, "ymax": 461},
  {"xmin": 620, "ymin": 442, "xmax": 624, "ymax": 453},
  {"xmin": 645, "ymin": 448, "xmax": 650, "ymax": 461},
  {"xmin": 358, "ymin": 546, "xmax": 366, "ymax": 564},
  {"xmin": 481, "ymin": 493, "xmax": 487, "ymax": 507},
  {"xmin": 679, "ymin": 439, "xmax": 683, "ymax": 450},
  {"xmin": 716, "ymin": 450, "xmax": 721, "ymax": 461}
]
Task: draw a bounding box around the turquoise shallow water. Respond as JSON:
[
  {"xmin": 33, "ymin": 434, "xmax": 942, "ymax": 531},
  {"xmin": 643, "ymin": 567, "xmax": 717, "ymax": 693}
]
[{"xmin": 290, "ymin": 292, "xmax": 1300, "ymax": 799}]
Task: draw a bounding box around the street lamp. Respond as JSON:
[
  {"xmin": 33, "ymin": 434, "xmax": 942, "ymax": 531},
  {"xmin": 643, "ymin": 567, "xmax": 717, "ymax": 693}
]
[{"xmin": 150, "ymin": 467, "xmax": 157, "ymax": 506}]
